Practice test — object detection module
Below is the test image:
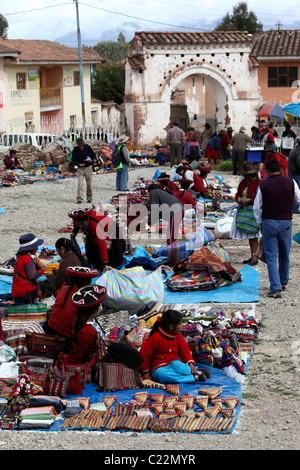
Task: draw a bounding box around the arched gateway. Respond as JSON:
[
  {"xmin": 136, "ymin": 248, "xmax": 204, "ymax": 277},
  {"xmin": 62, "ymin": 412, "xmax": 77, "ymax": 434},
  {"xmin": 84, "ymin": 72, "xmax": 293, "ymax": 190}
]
[{"xmin": 124, "ymin": 31, "xmax": 261, "ymax": 146}]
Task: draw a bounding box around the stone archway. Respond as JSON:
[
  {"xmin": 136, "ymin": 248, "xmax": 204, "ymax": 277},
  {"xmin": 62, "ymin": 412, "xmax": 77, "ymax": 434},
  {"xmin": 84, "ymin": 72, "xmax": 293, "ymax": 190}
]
[{"xmin": 124, "ymin": 31, "xmax": 261, "ymax": 146}]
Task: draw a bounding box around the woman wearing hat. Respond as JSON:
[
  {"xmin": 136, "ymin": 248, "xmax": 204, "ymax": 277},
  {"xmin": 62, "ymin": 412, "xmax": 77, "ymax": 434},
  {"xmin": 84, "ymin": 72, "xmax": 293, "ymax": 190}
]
[
  {"xmin": 157, "ymin": 172, "xmax": 178, "ymax": 195},
  {"xmin": 153, "ymin": 141, "xmax": 170, "ymax": 166},
  {"xmin": 61, "ymin": 285, "xmax": 108, "ymax": 365},
  {"xmin": 230, "ymin": 162, "xmax": 261, "ymax": 266},
  {"xmin": 43, "ymin": 266, "xmax": 99, "ymax": 340},
  {"xmin": 11, "ymin": 233, "xmax": 47, "ymax": 304},
  {"xmin": 69, "ymin": 207, "xmax": 126, "ymax": 271}
]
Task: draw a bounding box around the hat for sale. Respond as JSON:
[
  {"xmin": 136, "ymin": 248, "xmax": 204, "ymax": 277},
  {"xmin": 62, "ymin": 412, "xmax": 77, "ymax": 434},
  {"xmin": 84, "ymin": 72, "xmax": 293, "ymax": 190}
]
[
  {"xmin": 71, "ymin": 285, "xmax": 107, "ymax": 308},
  {"xmin": 66, "ymin": 266, "xmax": 99, "ymax": 279},
  {"xmin": 17, "ymin": 233, "xmax": 44, "ymax": 254},
  {"xmin": 68, "ymin": 208, "xmax": 93, "ymax": 220}
]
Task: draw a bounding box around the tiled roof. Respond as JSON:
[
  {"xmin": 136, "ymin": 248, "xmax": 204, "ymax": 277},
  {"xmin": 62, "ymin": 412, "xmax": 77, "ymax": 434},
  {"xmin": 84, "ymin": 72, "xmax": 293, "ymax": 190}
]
[
  {"xmin": 131, "ymin": 31, "xmax": 252, "ymax": 47},
  {"xmin": 251, "ymin": 29, "xmax": 300, "ymax": 58},
  {"xmin": 0, "ymin": 42, "xmax": 20, "ymax": 55},
  {"xmin": 1, "ymin": 39, "xmax": 103, "ymax": 63}
]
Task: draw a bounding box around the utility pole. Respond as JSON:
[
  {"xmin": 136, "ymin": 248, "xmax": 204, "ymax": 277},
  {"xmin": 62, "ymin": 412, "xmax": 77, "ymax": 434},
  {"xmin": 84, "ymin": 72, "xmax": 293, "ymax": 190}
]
[{"xmin": 74, "ymin": 0, "xmax": 86, "ymax": 137}]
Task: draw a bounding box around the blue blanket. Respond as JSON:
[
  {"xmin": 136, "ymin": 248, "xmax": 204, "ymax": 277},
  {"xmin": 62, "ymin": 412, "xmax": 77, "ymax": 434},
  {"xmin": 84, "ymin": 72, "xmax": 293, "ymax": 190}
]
[{"xmin": 20, "ymin": 365, "xmax": 241, "ymax": 433}]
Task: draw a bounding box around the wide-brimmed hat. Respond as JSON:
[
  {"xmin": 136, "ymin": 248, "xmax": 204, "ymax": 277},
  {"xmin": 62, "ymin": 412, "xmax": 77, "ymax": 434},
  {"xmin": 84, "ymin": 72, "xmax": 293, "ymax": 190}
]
[
  {"xmin": 116, "ymin": 135, "xmax": 129, "ymax": 145},
  {"xmin": 242, "ymin": 162, "xmax": 258, "ymax": 176},
  {"xmin": 17, "ymin": 233, "xmax": 44, "ymax": 254},
  {"xmin": 219, "ymin": 129, "xmax": 226, "ymax": 135},
  {"xmin": 68, "ymin": 208, "xmax": 93, "ymax": 220},
  {"xmin": 66, "ymin": 266, "xmax": 99, "ymax": 279},
  {"xmin": 157, "ymin": 172, "xmax": 170, "ymax": 180},
  {"xmin": 153, "ymin": 140, "xmax": 162, "ymax": 147},
  {"xmin": 71, "ymin": 285, "xmax": 107, "ymax": 308},
  {"xmin": 227, "ymin": 127, "xmax": 234, "ymax": 132}
]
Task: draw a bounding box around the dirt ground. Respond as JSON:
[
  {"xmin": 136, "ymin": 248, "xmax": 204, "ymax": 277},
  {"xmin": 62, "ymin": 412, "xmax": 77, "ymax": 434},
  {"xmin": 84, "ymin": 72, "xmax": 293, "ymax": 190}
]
[{"xmin": 0, "ymin": 166, "xmax": 299, "ymax": 451}]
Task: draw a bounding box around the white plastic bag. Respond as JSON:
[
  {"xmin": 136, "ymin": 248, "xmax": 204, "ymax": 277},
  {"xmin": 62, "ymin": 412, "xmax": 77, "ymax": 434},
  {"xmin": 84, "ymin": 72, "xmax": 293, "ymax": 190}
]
[
  {"xmin": 0, "ymin": 361, "xmax": 20, "ymax": 379},
  {"xmin": 215, "ymin": 216, "xmax": 234, "ymax": 239}
]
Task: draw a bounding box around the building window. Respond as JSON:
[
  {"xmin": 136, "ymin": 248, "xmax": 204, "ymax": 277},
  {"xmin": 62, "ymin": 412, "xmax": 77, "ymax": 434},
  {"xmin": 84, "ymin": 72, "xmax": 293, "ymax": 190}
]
[
  {"xmin": 74, "ymin": 71, "xmax": 80, "ymax": 86},
  {"xmin": 16, "ymin": 73, "xmax": 26, "ymax": 90},
  {"xmin": 268, "ymin": 66, "xmax": 298, "ymax": 87}
]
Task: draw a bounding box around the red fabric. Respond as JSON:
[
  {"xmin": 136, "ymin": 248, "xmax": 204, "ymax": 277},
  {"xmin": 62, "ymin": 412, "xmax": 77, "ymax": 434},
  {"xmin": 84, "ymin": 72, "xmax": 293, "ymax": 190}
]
[
  {"xmin": 48, "ymin": 285, "xmax": 78, "ymax": 338},
  {"xmin": 86, "ymin": 211, "xmax": 111, "ymax": 264},
  {"xmin": 11, "ymin": 254, "xmax": 44, "ymax": 299},
  {"xmin": 174, "ymin": 190, "xmax": 197, "ymax": 208},
  {"xmin": 63, "ymin": 324, "xmax": 99, "ymax": 365},
  {"xmin": 220, "ymin": 133, "xmax": 232, "ymax": 150},
  {"xmin": 139, "ymin": 326, "xmax": 195, "ymax": 374},
  {"xmin": 191, "ymin": 173, "xmax": 207, "ymax": 193},
  {"xmin": 235, "ymin": 177, "xmax": 261, "ymax": 205},
  {"xmin": 261, "ymin": 152, "xmax": 288, "ymax": 177},
  {"xmin": 69, "ymin": 371, "xmax": 82, "ymax": 395},
  {"xmin": 205, "ymin": 145, "xmax": 220, "ymax": 161}
]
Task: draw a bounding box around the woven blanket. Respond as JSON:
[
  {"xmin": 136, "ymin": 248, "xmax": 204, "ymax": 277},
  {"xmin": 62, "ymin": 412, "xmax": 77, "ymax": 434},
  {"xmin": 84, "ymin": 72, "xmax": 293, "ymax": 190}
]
[{"xmin": 96, "ymin": 362, "xmax": 143, "ymax": 392}]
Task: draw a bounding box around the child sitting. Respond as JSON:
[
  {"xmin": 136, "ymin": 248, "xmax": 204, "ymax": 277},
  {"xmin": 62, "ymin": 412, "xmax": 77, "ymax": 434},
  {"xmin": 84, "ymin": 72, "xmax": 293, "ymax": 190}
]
[{"xmin": 139, "ymin": 310, "xmax": 207, "ymax": 383}]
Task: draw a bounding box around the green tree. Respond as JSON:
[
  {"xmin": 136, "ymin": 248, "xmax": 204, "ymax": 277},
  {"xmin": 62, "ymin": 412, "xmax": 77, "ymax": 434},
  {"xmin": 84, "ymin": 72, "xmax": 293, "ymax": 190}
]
[
  {"xmin": 0, "ymin": 13, "xmax": 8, "ymax": 37},
  {"xmin": 215, "ymin": 2, "xmax": 263, "ymax": 33},
  {"xmin": 92, "ymin": 62, "xmax": 125, "ymax": 105},
  {"xmin": 93, "ymin": 38, "xmax": 130, "ymax": 63}
]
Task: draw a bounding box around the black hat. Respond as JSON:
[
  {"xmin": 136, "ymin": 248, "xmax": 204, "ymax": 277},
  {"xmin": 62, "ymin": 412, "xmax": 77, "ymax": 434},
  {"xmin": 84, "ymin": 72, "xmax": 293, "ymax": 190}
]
[
  {"xmin": 72, "ymin": 285, "xmax": 107, "ymax": 308},
  {"xmin": 77, "ymin": 138, "xmax": 84, "ymax": 145},
  {"xmin": 68, "ymin": 208, "xmax": 93, "ymax": 220}
]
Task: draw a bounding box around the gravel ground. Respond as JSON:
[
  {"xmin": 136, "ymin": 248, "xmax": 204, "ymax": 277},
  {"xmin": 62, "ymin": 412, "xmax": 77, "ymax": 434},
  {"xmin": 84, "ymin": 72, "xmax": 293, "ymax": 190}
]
[{"xmin": 0, "ymin": 166, "xmax": 299, "ymax": 451}]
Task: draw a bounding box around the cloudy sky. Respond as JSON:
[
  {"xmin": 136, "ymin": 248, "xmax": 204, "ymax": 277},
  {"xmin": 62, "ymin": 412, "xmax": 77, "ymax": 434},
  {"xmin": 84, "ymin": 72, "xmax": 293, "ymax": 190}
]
[{"xmin": 1, "ymin": 0, "xmax": 300, "ymax": 46}]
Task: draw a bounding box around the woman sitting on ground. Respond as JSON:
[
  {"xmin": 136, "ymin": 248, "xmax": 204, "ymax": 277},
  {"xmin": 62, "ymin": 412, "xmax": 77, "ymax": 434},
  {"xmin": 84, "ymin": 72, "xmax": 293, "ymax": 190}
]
[
  {"xmin": 45, "ymin": 238, "xmax": 82, "ymax": 290},
  {"xmin": 11, "ymin": 233, "xmax": 47, "ymax": 304}
]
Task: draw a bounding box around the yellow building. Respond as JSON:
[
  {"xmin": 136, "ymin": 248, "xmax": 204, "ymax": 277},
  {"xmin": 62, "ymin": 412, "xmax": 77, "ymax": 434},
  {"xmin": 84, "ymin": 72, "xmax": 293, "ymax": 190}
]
[{"xmin": 1, "ymin": 38, "xmax": 104, "ymax": 136}]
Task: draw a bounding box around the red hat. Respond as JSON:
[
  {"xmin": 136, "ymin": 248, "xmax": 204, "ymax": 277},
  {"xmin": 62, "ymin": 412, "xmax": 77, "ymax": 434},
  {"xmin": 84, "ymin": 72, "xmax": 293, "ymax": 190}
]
[
  {"xmin": 68, "ymin": 208, "xmax": 93, "ymax": 219},
  {"xmin": 199, "ymin": 167, "xmax": 211, "ymax": 174},
  {"xmin": 66, "ymin": 266, "xmax": 99, "ymax": 278},
  {"xmin": 72, "ymin": 285, "xmax": 107, "ymax": 308}
]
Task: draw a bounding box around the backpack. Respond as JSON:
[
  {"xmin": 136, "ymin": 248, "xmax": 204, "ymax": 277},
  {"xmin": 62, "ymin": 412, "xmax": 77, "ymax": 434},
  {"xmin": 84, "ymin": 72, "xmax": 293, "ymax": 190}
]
[{"xmin": 111, "ymin": 145, "xmax": 121, "ymax": 167}]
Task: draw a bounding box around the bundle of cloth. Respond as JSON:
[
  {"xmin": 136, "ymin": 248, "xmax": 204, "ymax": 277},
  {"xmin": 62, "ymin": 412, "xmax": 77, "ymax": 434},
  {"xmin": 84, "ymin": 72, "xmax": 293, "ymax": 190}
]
[{"xmin": 166, "ymin": 246, "xmax": 241, "ymax": 292}]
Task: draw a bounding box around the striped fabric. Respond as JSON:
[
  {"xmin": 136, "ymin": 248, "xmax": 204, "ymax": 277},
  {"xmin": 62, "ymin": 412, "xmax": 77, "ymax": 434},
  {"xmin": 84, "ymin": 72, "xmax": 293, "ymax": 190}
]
[
  {"xmin": 97, "ymin": 362, "xmax": 143, "ymax": 392},
  {"xmin": 7, "ymin": 303, "xmax": 48, "ymax": 323},
  {"xmin": 235, "ymin": 205, "xmax": 261, "ymax": 234},
  {"xmin": 96, "ymin": 266, "xmax": 165, "ymax": 310}
]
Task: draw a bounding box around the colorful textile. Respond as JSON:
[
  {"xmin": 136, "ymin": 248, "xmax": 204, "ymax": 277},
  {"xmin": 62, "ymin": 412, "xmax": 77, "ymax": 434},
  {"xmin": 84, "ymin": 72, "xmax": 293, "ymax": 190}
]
[
  {"xmin": 166, "ymin": 270, "xmax": 218, "ymax": 292},
  {"xmin": 96, "ymin": 362, "xmax": 143, "ymax": 392},
  {"xmin": 7, "ymin": 303, "xmax": 48, "ymax": 323},
  {"xmin": 236, "ymin": 205, "xmax": 261, "ymax": 234}
]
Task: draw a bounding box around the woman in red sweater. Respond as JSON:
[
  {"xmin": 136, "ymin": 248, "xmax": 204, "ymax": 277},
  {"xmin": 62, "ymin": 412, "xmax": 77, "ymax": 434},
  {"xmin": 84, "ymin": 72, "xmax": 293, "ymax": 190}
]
[
  {"xmin": 12, "ymin": 233, "xmax": 47, "ymax": 304},
  {"xmin": 230, "ymin": 162, "xmax": 261, "ymax": 266},
  {"xmin": 139, "ymin": 310, "xmax": 208, "ymax": 383},
  {"xmin": 42, "ymin": 266, "xmax": 99, "ymax": 339},
  {"xmin": 62, "ymin": 284, "xmax": 107, "ymax": 365}
]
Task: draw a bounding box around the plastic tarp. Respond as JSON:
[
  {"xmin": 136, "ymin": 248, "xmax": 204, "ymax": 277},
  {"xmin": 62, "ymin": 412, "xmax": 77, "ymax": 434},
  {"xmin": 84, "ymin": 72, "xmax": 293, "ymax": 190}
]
[
  {"xmin": 15, "ymin": 365, "xmax": 241, "ymax": 433},
  {"xmin": 283, "ymin": 102, "xmax": 300, "ymax": 118},
  {"xmin": 163, "ymin": 265, "xmax": 260, "ymax": 304}
]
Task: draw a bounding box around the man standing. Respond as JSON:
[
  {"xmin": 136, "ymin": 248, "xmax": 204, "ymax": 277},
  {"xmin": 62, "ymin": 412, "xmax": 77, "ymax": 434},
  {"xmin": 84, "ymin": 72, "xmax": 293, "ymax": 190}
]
[
  {"xmin": 71, "ymin": 137, "xmax": 96, "ymax": 204},
  {"xmin": 166, "ymin": 121, "xmax": 185, "ymax": 168},
  {"xmin": 288, "ymin": 138, "xmax": 300, "ymax": 213},
  {"xmin": 231, "ymin": 126, "xmax": 251, "ymax": 175},
  {"xmin": 253, "ymin": 159, "xmax": 300, "ymax": 298}
]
